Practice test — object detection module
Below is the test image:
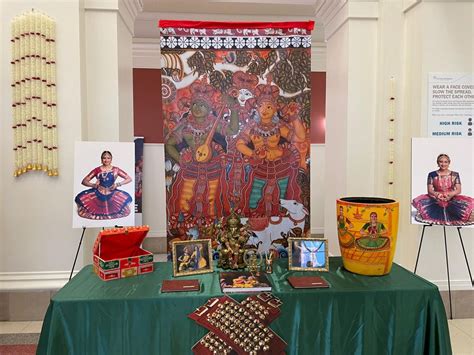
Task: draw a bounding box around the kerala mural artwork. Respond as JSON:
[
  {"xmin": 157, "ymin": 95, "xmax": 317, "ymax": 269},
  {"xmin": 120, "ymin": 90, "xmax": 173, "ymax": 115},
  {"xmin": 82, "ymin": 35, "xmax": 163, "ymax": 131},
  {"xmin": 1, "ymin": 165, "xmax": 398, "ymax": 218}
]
[{"xmin": 160, "ymin": 20, "xmax": 314, "ymax": 257}]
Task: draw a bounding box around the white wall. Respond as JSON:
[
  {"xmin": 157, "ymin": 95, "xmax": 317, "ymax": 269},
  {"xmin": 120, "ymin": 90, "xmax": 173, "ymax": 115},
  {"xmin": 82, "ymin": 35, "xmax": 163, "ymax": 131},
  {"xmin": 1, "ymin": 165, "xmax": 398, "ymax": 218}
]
[
  {"xmin": 84, "ymin": 11, "xmax": 119, "ymax": 141},
  {"xmin": 0, "ymin": 1, "xmax": 84, "ymax": 275},
  {"xmin": 0, "ymin": 0, "xmax": 139, "ymax": 290},
  {"xmin": 80, "ymin": 2, "xmax": 137, "ymax": 265},
  {"xmin": 118, "ymin": 14, "xmax": 134, "ymax": 142},
  {"xmin": 323, "ymin": 4, "xmax": 380, "ymax": 255},
  {"xmin": 142, "ymin": 144, "xmax": 167, "ymax": 237},
  {"xmin": 324, "ymin": 24, "xmax": 349, "ymax": 255},
  {"xmin": 322, "ymin": 1, "xmax": 473, "ymax": 289},
  {"xmin": 401, "ymin": 2, "xmax": 473, "ymax": 289}
]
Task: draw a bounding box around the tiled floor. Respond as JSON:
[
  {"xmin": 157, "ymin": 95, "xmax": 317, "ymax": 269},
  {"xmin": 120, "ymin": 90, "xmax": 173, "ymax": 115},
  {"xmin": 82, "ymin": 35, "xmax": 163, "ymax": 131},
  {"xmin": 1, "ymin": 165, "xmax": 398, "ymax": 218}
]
[
  {"xmin": 0, "ymin": 321, "xmax": 43, "ymax": 334},
  {"xmin": 449, "ymin": 319, "xmax": 474, "ymax": 354},
  {"xmin": 0, "ymin": 319, "xmax": 472, "ymax": 353}
]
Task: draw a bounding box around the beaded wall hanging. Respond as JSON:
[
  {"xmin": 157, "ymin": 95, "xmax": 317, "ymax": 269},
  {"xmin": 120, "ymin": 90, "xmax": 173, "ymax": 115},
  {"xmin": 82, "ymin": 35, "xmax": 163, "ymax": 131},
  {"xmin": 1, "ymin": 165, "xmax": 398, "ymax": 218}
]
[{"xmin": 11, "ymin": 9, "xmax": 58, "ymax": 177}]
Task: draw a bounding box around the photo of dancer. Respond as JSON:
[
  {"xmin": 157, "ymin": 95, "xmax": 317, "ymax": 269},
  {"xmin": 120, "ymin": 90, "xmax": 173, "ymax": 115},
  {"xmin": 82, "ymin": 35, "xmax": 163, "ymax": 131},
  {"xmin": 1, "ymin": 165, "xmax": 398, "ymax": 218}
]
[
  {"xmin": 72, "ymin": 142, "xmax": 135, "ymax": 228},
  {"xmin": 411, "ymin": 138, "xmax": 473, "ymax": 227}
]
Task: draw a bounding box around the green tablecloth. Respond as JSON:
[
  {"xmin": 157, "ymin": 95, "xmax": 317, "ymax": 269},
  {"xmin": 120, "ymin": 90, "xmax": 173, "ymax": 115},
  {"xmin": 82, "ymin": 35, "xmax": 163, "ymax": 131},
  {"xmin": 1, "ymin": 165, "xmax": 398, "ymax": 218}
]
[{"xmin": 37, "ymin": 257, "xmax": 451, "ymax": 355}]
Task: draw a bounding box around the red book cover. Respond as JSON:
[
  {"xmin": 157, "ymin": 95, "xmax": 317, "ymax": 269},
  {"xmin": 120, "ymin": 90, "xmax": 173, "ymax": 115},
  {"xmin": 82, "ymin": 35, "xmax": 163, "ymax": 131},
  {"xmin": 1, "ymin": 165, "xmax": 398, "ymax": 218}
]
[
  {"xmin": 287, "ymin": 276, "xmax": 330, "ymax": 289},
  {"xmin": 161, "ymin": 279, "xmax": 200, "ymax": 293}
]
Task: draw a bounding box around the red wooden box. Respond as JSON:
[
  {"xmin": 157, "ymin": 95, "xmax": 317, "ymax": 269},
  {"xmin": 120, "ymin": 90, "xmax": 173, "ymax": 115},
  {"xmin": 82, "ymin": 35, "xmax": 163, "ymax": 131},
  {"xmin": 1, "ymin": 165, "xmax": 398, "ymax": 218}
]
[{"xmin": 92, "ymin": 226, "xmax": 154, "ymax": 281}]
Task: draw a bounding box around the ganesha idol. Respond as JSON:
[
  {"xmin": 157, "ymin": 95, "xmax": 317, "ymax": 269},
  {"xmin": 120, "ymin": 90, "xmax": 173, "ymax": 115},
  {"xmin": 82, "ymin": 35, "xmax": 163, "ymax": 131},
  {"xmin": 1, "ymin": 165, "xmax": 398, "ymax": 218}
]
[{"xmin": 336, "ymin": 197, "xmax": 399, "ymax": 276}]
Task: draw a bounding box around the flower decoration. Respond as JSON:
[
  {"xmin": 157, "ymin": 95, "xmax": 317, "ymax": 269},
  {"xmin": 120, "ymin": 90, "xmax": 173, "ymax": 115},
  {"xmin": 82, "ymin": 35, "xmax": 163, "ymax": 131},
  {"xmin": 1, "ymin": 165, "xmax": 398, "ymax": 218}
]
[{"xmin": 11, "ymin": 10, "xmax": 58, "ymax": 177}]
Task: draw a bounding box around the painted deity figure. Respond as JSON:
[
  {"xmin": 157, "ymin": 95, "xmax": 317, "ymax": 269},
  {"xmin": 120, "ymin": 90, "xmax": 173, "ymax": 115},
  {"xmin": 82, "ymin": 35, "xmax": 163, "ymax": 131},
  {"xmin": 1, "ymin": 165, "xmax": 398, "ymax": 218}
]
[
  {"xmin": 357, "ymin": 212, "xmax": 389, "ymax": 250},
  {"xmin": 230, "ymin": 71, "xmax": 258, "ymax": 122},
  {"xmin": 337, "ymin": 206, "xmax": 354, "ymax": 247},
  {"xmin": 236, "ymin": 84, "xmax": 307, "ymax": 216},
  {"xmin": 412, "ymin": 154, "xmax": 474, "ymax": 226},
  {"xmin": 75, "ymin": 151, "xmax": 132, "ymax": 220},
  {"xmin": 224, "ymin": 71, "xmax": 259, "ymax": 211},
  {"xmin": 165, "ymin": 80, "xmax": 239, "ymax": 223}
]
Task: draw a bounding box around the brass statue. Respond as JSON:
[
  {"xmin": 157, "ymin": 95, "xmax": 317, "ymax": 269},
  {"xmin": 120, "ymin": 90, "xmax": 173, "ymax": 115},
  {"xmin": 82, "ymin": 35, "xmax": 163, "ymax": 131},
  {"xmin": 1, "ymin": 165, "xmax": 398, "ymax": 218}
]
[
  {"xmin": 244, "ymin": 249, "xmax": 263, "ymax": 275},
  {"xmin": 216, "ymin": 210, "xmax": 251, "ymax": 269},
  {"xmin": 264, "ymin": 249, "xmax": 276, "ymax": 274}
]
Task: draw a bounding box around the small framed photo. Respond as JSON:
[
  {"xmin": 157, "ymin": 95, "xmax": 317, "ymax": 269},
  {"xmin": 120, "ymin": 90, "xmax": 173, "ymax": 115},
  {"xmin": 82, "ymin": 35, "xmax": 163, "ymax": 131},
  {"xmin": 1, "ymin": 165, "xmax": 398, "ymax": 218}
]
[
  {"xmin": 172, "ymin": 239, "xmax": 213, "ymax": 277},
  {"xmin": 288, "ymin": 238, "xmax": 329, "ymax": 272}
]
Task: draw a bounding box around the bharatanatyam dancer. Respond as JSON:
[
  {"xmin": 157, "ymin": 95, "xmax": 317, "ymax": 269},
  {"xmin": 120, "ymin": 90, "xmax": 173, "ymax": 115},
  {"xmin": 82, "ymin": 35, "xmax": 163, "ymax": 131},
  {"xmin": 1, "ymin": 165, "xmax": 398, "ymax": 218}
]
[
  {"xmin": 75, "ymin": 150, "xmax": 132, "ymax": 220},
  {"xmin": 412, "ymin": 153, "xmax": 474, "ymax": 226}
]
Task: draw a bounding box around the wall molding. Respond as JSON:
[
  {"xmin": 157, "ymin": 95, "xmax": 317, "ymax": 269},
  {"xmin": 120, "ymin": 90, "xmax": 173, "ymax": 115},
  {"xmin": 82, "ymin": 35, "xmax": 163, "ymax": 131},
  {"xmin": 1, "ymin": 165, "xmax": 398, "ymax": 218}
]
[
  {"xmin": 133, "ymin": 38, "xmax": 160, "ymax": 68},
  {"xmin": 431, "ymin": 280, "xmax": 474, "ymax": 291},
  {"xmin": 0, "ymin": 271, "xmax": 75, "ymax": 291},
  {"xmin": 148, "ymin": 230, "xmax": 167, "ymax": 238},
  {"xmin": 136, "ymin": 10, "xmax": 318, "ymax": 22},
  {"xmin": 403, "ymin": 0, "xmax": 421, "ymax": 13},
  {"xmin": 402, "ymin": 0, "xmax": 470, "ymax": 14},
  {"xmin": 314, "ymin": 0, "xmax": 348, "ymax": 28},
  {"xmin": 322, "ymin": 2, "xmax": 379, "ymax": 41},
  {"xmin": 119, "ymin": 0, "xmax": 143, "ymax": 36},
  {"xmin": 84, "ymin": 0, "xmax": 143, "ymax": 36},
  {"xmin": 312, "ymin": 43, "xmax": 327, "ymax": 72}
]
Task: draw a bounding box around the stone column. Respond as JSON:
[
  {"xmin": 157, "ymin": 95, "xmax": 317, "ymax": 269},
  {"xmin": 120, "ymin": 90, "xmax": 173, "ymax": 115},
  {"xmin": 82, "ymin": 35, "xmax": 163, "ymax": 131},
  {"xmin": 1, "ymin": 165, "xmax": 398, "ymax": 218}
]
[
  {"xmin": 81, "ymin": 0, "xmax": 142, "ymax": 263},
  {"xmin": 82, "ymin": 0, "xmax": 142, "ymax": 142},
  {"xmin": 320, "ymin": 1, "xmax": 380, "ymax": 255}
]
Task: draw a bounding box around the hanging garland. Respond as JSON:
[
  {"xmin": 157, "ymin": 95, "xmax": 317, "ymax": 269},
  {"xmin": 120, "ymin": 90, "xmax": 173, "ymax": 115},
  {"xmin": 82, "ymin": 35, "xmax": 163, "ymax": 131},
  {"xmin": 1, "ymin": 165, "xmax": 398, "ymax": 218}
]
[
  {"xmin": 11, "ymin": 9, "xmax": 58, "ymax": 177},
  {"xmin": 388, "ymin": 77, "xmax": 396, "ymax": 198}
]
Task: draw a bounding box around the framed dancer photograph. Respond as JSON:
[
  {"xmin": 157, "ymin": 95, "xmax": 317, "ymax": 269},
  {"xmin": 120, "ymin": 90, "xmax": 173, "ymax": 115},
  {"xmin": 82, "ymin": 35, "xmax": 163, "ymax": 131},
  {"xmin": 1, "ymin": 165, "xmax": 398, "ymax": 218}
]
[
  {"xmin": 172, "ymin": 239, "xmax": 213, "ymax": 277},
  {"xmin": 288, "ymin": 238, "xmax": 329, "ymax": 272},
  {"xmin": 411, "ymin": 138, "xmax": 474, "ymax": 227},
  {"xmin": 72, "ymin": 142, "xmax": 135, "ymax": 228}
]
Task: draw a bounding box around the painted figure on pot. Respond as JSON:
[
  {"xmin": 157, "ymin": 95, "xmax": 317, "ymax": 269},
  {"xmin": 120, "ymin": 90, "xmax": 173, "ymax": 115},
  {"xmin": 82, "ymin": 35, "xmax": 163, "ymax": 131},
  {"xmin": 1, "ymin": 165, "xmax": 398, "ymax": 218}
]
[
  {"xmin": 357, "ymin": 212, "xmax": 390, "ymax": 249},
  {"xmin": 337, "ymin": 205, "xmax": 354, "ymax": 247},
  {"xmin": 336, "ymin": 197, "xmax": 399, "ymax": 276}
]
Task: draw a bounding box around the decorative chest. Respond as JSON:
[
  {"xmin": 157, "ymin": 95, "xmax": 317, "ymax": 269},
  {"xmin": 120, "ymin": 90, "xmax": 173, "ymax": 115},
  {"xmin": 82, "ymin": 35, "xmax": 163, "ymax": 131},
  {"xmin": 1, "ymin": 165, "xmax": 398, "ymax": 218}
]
[{"xmin": 93, "ymin": 226, "xmax": 154, "ymax": 281}]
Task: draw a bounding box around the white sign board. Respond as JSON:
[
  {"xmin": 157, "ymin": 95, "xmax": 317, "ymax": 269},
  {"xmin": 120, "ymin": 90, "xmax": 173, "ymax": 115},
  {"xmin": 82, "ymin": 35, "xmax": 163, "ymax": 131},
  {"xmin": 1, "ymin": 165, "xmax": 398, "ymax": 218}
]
[{"xmin": 428, "ymin": 73, "xmax": 473, "ymax": 137}]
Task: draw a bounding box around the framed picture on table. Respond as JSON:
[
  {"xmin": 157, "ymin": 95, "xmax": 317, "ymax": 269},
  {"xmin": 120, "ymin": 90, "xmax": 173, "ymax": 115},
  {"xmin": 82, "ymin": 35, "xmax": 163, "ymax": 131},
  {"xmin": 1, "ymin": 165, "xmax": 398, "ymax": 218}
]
[
  {"xmin": 288, "ymin": 238, "xmax": 329, "ymax": 272},
  {"xmin": 172, "ymin": 239, "xmax": 213, "ymax": 277}
]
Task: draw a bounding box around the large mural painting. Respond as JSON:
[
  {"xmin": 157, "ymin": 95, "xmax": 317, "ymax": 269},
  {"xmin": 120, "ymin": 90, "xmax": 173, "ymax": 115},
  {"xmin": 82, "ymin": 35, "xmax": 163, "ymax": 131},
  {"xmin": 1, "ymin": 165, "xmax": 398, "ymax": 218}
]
[{"xmin": 160, "ymin": 20, "xmax": 314, "ymax": 255}]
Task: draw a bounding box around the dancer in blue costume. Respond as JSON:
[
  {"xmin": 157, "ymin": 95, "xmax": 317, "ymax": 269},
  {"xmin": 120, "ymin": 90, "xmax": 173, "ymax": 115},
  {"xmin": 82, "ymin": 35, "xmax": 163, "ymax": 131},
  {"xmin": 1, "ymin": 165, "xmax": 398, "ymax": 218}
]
[{"xmin": 75, "ymin": 151, "xmax": 132, "ymax": 220}]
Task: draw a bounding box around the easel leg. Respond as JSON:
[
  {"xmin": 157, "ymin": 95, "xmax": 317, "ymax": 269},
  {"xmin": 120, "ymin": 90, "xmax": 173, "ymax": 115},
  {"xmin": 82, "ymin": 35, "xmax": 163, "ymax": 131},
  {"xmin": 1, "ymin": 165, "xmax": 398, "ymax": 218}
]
[
  {"xmin": 69, "ymin": 227, "xmax": 86, "ymax": 281},
  {"xmin": 414, "ymin": 224, "xmax": 429, "ymax": 274},
  {"xmin": 457, "ymin": 227, "xmax": 474, "ymax": 287},
  {"xmin": 443, "ymin": 226, "xmax": 453, "ymax": 319}
]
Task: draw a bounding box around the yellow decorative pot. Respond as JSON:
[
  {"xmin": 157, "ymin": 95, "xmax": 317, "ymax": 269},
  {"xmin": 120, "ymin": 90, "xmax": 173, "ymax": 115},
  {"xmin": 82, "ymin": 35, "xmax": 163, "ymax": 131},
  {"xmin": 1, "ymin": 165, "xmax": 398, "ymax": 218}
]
[{"xmin": 336, "ymin": 197, "xmax": 399, "ymax": 276}]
